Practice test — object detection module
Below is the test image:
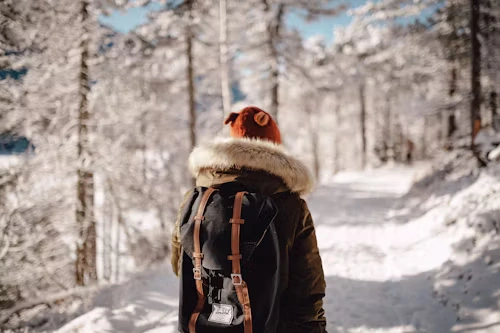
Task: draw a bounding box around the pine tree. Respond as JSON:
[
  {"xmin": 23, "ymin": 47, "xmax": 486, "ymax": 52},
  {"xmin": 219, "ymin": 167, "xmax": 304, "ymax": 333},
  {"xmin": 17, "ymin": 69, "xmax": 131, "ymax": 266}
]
[{"xmin": 75, "ymin": 0, "xmax": 97, "ymax": 286}]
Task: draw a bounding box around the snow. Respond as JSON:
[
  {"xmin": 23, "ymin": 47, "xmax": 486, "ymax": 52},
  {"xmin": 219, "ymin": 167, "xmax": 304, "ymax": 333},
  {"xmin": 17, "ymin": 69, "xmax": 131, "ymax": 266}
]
[
  {"xmin": 310, "ymin": 165, "xmax": 457, "ymax": 333},
  {"xmin": 56, "ymin": 267, "xmax": 179, "ymax": 333},
  {"xmin": 52, "ymin": 162, "xmax": 500, "ymax": 333},
  {"xmin": 0, "ymin": 155, "xmax": 23, "ymax": 169}
]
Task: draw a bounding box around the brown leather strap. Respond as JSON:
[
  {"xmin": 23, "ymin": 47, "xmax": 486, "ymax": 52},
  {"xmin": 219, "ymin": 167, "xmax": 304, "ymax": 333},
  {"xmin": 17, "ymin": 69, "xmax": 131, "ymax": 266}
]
[
  {"xmin": 189, "ymin": 188, "xmax": 217, "ymax": 333},
  {"xmin": 228, "ymin": 191, "xmax": 253, "ymax": 333}
]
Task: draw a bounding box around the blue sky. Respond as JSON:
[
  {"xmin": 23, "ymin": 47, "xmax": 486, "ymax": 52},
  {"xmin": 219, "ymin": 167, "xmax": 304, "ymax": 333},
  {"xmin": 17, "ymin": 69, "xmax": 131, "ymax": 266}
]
[
  {"xmin": 99, "ymin": 0, "xmax": 370, "ymax": 43},
  {"xmin": 99, "ymin": 0, "xmax": 434, "ymax": 43}
]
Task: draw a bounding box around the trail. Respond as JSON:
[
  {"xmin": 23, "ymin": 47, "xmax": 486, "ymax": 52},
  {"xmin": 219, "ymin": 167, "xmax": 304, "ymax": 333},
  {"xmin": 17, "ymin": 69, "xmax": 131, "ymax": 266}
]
[
  {"xmin": 57, "ymin": 166, "xmax": 458, "ymax": 333},
  {"xmin": 310, "ymin": 167, "xmax": 455, "ymax": 333}
]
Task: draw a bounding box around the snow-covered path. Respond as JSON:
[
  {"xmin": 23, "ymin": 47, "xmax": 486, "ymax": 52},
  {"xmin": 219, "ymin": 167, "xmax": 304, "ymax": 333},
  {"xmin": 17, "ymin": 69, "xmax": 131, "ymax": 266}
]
[
  {"xmin": 57, "ymin": 166, "xmax": 460, "ymax": 333},
  {"xmin": 310, "ymin": 167, "xmax": 455, "ymax": 333}
]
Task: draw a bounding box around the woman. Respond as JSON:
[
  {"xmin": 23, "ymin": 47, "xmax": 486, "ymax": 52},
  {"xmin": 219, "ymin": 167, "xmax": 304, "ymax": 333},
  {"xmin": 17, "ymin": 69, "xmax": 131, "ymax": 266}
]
[{"xmin": 171, "ymin": 106, "xmax": 327, "ymax": 333}]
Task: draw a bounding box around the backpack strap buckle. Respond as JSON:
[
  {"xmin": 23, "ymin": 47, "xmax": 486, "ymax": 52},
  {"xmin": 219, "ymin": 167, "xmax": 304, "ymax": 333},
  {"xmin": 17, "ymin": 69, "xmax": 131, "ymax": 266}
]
[
  {"xmin": 193, "ymin": 267, "xmax": 202, "ymax": 280},
  {"xmin": 231, "ymin": 273, "xmax": 243, "ymax": 286}
]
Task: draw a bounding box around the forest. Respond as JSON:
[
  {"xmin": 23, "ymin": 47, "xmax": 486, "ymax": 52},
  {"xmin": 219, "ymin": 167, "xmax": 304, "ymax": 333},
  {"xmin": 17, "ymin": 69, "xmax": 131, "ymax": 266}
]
[{"xmin": 1, "ymin": 0, "xmax": 500, "ymax": 332}]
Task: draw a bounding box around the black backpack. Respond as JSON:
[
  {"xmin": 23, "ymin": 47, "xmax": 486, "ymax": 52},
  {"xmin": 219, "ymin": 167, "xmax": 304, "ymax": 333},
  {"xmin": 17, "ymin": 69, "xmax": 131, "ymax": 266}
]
[{"xmin": 178, "ymin": 183, "xmax": 280, "ymax": 333}]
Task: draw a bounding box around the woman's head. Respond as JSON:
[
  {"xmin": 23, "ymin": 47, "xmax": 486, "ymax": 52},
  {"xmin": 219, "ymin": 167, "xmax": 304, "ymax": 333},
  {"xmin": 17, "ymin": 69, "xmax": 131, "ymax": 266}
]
[{"xmin": 223, "ymin": 106, "xmax": 281, "ymax": 144}]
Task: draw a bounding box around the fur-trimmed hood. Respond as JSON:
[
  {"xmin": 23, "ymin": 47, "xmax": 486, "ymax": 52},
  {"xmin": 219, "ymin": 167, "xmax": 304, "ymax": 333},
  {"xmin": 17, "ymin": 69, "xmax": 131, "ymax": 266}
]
[{"xmin": 188, "ymin": 137, "xmax": 315, "ymax": 195}]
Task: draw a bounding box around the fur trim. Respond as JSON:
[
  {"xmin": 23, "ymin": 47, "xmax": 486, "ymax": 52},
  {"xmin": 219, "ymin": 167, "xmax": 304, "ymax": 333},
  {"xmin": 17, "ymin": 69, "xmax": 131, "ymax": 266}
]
[{"xmin": 189, "ymin": 137, "xmax": 315, "ymax": 195}]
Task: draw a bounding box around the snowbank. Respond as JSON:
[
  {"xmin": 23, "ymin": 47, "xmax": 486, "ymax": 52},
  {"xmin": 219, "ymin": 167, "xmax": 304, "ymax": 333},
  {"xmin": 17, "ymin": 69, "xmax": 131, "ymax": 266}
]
[{"xmin": 404, "ymin": 151, "xmax": 500, "ymax": 332}]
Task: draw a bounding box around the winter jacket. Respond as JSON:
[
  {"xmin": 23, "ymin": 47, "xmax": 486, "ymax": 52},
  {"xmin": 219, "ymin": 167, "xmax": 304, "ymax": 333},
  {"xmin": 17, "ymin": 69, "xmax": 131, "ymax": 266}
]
[{"xmin": 171, "ymin": 137, "xmax": 327, "ymax": 333}]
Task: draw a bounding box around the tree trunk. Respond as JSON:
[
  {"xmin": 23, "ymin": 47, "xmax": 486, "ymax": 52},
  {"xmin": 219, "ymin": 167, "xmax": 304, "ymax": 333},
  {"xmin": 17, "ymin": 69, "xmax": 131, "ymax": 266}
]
[
  {"xmin": 395, "ymin": 114, "xmax": 404, "ymax": 162},
  {"xmin": 333, "ymin": 98, "xmax": 341, "ymax": 173},
  {"xmin": 421, "ymin": 115, "xmax": 428, "ymax": 159},
  {"xmin": 186, "ymin": 0, "xmax": 196, "ymax": 186},
  {"xmin": 384, "ymin": 94, "xmax": 392, "ymax": 161},
  {"xmin": 306, "ymin": 98, "xmax": 320, "ymax": 180},
  {"xmin": 359, "ymin": 82, "xmax": 367, "ymax": 168},
  {"xmin": 483, "ymin": 0, "xmax": 497, "ymax": 130},
  {"xmin": 75, "ymin": 0, "xmax": 97, "ymax": 286},
  {"xmin": 470, "ymin": 0, "xmax": 481, "ymax": 148},
  {"xmin": 447, "ymin": 63, "xmax": 458, "ymax": 140},
  {"xmin": 491, "ymin": 91, "xmax": 498, "ymax": 130},
  {"xmin": 101, "ymin": 192, "xmax": 111, "ymax": 282},
  {"xmin": 219, "ymin": 0, "xmax": 232, "ymax": 118},
  {"xmin": 263, "ymin": 1, "xmax": 284, "ymax": 122},
  {"xmin": 186, "ymin": 1, "xmax": 196, "ymax": 149},
  {"xmin": 187, "ymin": 26, "xmax": 195, "ymax": 149},
  {"xmin": 141, "ymin": 118, "xmax": 147, "ymax": 184},
  {"xmin": 114, "ymin": 211, "xmax": 121, "ymax": 283}
]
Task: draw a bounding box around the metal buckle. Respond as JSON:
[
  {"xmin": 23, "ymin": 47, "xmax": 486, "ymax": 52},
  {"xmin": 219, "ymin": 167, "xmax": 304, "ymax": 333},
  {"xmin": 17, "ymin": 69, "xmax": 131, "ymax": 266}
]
[
  {"xmin": 193, "ymin": 268, "xmax": 202, "ymax": 280},
  {"xmin": 231, "ymin": 273, "xmax": 243, "ymax": 286}
]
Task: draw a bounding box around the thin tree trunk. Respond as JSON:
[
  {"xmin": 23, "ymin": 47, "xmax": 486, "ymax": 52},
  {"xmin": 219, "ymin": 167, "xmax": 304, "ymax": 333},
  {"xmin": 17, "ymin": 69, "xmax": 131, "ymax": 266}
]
[
  {"xmin": 470, "ymin": 0, "xmax": 481, "ymax": 148},
  {"xmin": 447, "ymin": 62, "xmax": 458, "ymax": 140},
  {"xmin": 75, "ymin": 0, "xmax": 97, "ymax": 286},
  {"xmin": 307, "ymin": 98, "xmax": 320, "ymax": 180},
  {"xmin": 333, "ymin": 98, "xmax": 341, "ymax": 173},
  {"xmin": 106, "ymin": 180, "xmax": 132, "ymax": 283},
  {"xmin": 422, "ymin": 115, "xmax": 428, "ymax": 159},
  {"xmin": 483, "ymin": 0, "xmax": 497, "ymax": 130},
  {"xmin": 436, "ymin": 111, "xmax": 443, "ymax": 143},
  {"xmin": 219, "ymin": 0, "xmax": 232, "ymax": 118},
  {"xmin": 114, "ymin": 212, "xmax": 121, "ymax": 283},
  {"xmin": 395, "ymin": 114, "xmax": 404, "ymax": 162},
  {"xmin": 263, "ymin": 1, "xmax": 284, "ymax": 122},
  {"xmin": 141, "ymin": 119, "xmax": 147, "ymax": 184},
  {"xmin": 104, "ymin": 197, "xmax": 112, "ymax": 282},
  {"xmin": 384, "ymin": 94, "xmax": 392, "ymax": 161},
  {"xmin": 491, "ymin": 91, "xmax": 498, "ymax": 130},
  {"xmin": 187, "ymin": 0, "xmax": 196, "ymax": 150},
  {"xmin": 100, "ymin": 195, "xmax": 106, "ymax": 281},
  {"xmin": 359, "ymin": 82, "xmax": 367, "ymax": 168},
  {"xmin": 311, "ymin": 130, "xmax": 320, "ymax": 180},
  {"xmin": 186, "ymin": 0, "xmax": 197, "ymax": 185}
]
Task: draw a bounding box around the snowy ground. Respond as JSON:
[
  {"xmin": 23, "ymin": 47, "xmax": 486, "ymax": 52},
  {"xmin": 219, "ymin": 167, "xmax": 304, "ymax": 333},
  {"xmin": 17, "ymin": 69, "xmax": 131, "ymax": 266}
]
[
  {"xmin": 46, "ymin": 164, "xmax": 500, "ymax": 332},
  {"xmin": 311, "ymin": 166, "xmax": 457, "ymax": 333}
]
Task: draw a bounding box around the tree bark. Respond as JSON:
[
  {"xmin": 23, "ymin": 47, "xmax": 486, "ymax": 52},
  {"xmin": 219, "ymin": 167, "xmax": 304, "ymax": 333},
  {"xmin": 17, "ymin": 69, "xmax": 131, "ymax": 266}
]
[
  {"xmin": 384, "ymin": 94, "xmax": 392, "ymax": 161},
  {"xmin": 483, "ymin": 0, "xmax": 497, "ymax": 130},
  {"xmin": 422, "ymin": 115, "xmax": 428, "ymax": 159},
  {"xmin": 491, "ymin": 91, "xmax": 498, "ymax": 130},
  {"xmin": 114, "ymin": 208, "xmax": 121, "ymax": 283},
  {"xmin": 306, "ymin": 98, "xmax": 320, "ymax": 180},
  {"xmin": 447, "ymin": 62, "xmax": 458, "ymax": 139},
  {"xmin": 75, "ymin": 0, "xmax": 97, "ymax": 286},
  {"xmin": 333, "ymin": 97, "xmax": 341, "ymax": 173},
  {"xmin": 141, "ymin": 118, "xmax": 147, "ymax": 184},
  {"xmin": 101, "ymin": 191, "xmax": 111, "ymax": 282},
  {"xmin": 359, "ymin": 82, "xmax": 367, "ymax": 168},
  {"xmin": 469, "ymin": 0, "xmax": 481, "ymax": 148},
  {"xmin": 219, "ymin": 0, "xmax": 232, "ymax": 119},
  {"xmin": 187, "ymin": 0, "xmax": 196, "ymax": 150},
  {"xmin": 186, "ymin": 0, "xmax": 197, "ymax": 186},
  {"xmin": 263, "ymin": 1, "xmax": 284, "ymax": 122}
]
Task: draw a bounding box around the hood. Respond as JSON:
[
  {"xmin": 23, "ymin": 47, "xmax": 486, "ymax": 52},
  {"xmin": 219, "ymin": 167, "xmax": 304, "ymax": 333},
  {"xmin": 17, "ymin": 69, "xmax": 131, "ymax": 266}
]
[{"xmin": 188, "ymin": 137, "xmax": 315, "ymax": 195}]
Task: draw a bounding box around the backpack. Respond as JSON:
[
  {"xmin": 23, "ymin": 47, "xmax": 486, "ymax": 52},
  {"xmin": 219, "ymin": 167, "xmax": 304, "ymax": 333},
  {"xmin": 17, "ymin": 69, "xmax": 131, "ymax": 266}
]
[{"xmin": 178, "ymin": 182, "xmax": 281, "ymax": 333}]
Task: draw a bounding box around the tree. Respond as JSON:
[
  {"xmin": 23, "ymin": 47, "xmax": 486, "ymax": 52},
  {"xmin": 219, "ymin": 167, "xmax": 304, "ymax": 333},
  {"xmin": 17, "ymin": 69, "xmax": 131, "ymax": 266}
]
[
  {"xmin": 75, "ymin": 0, "xmax": 97, "ymax": 286},
  {"xmin": 469, "ymin": 0, "xmax": 481, "ymax": 148},
  {"xmin": 235, "ymin": 0, "xmax": 345, "ymax": 123},
  {"xmin": 482, "ymin": 0, "xmax": 499, "ymax": 128},
  {"xmin": 185, "ymin": 0, "xmax": 197, "ymax": 153},
  {"xmin": 219, "ymin": 0, "xmax": 232, "ymax": 117}
]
